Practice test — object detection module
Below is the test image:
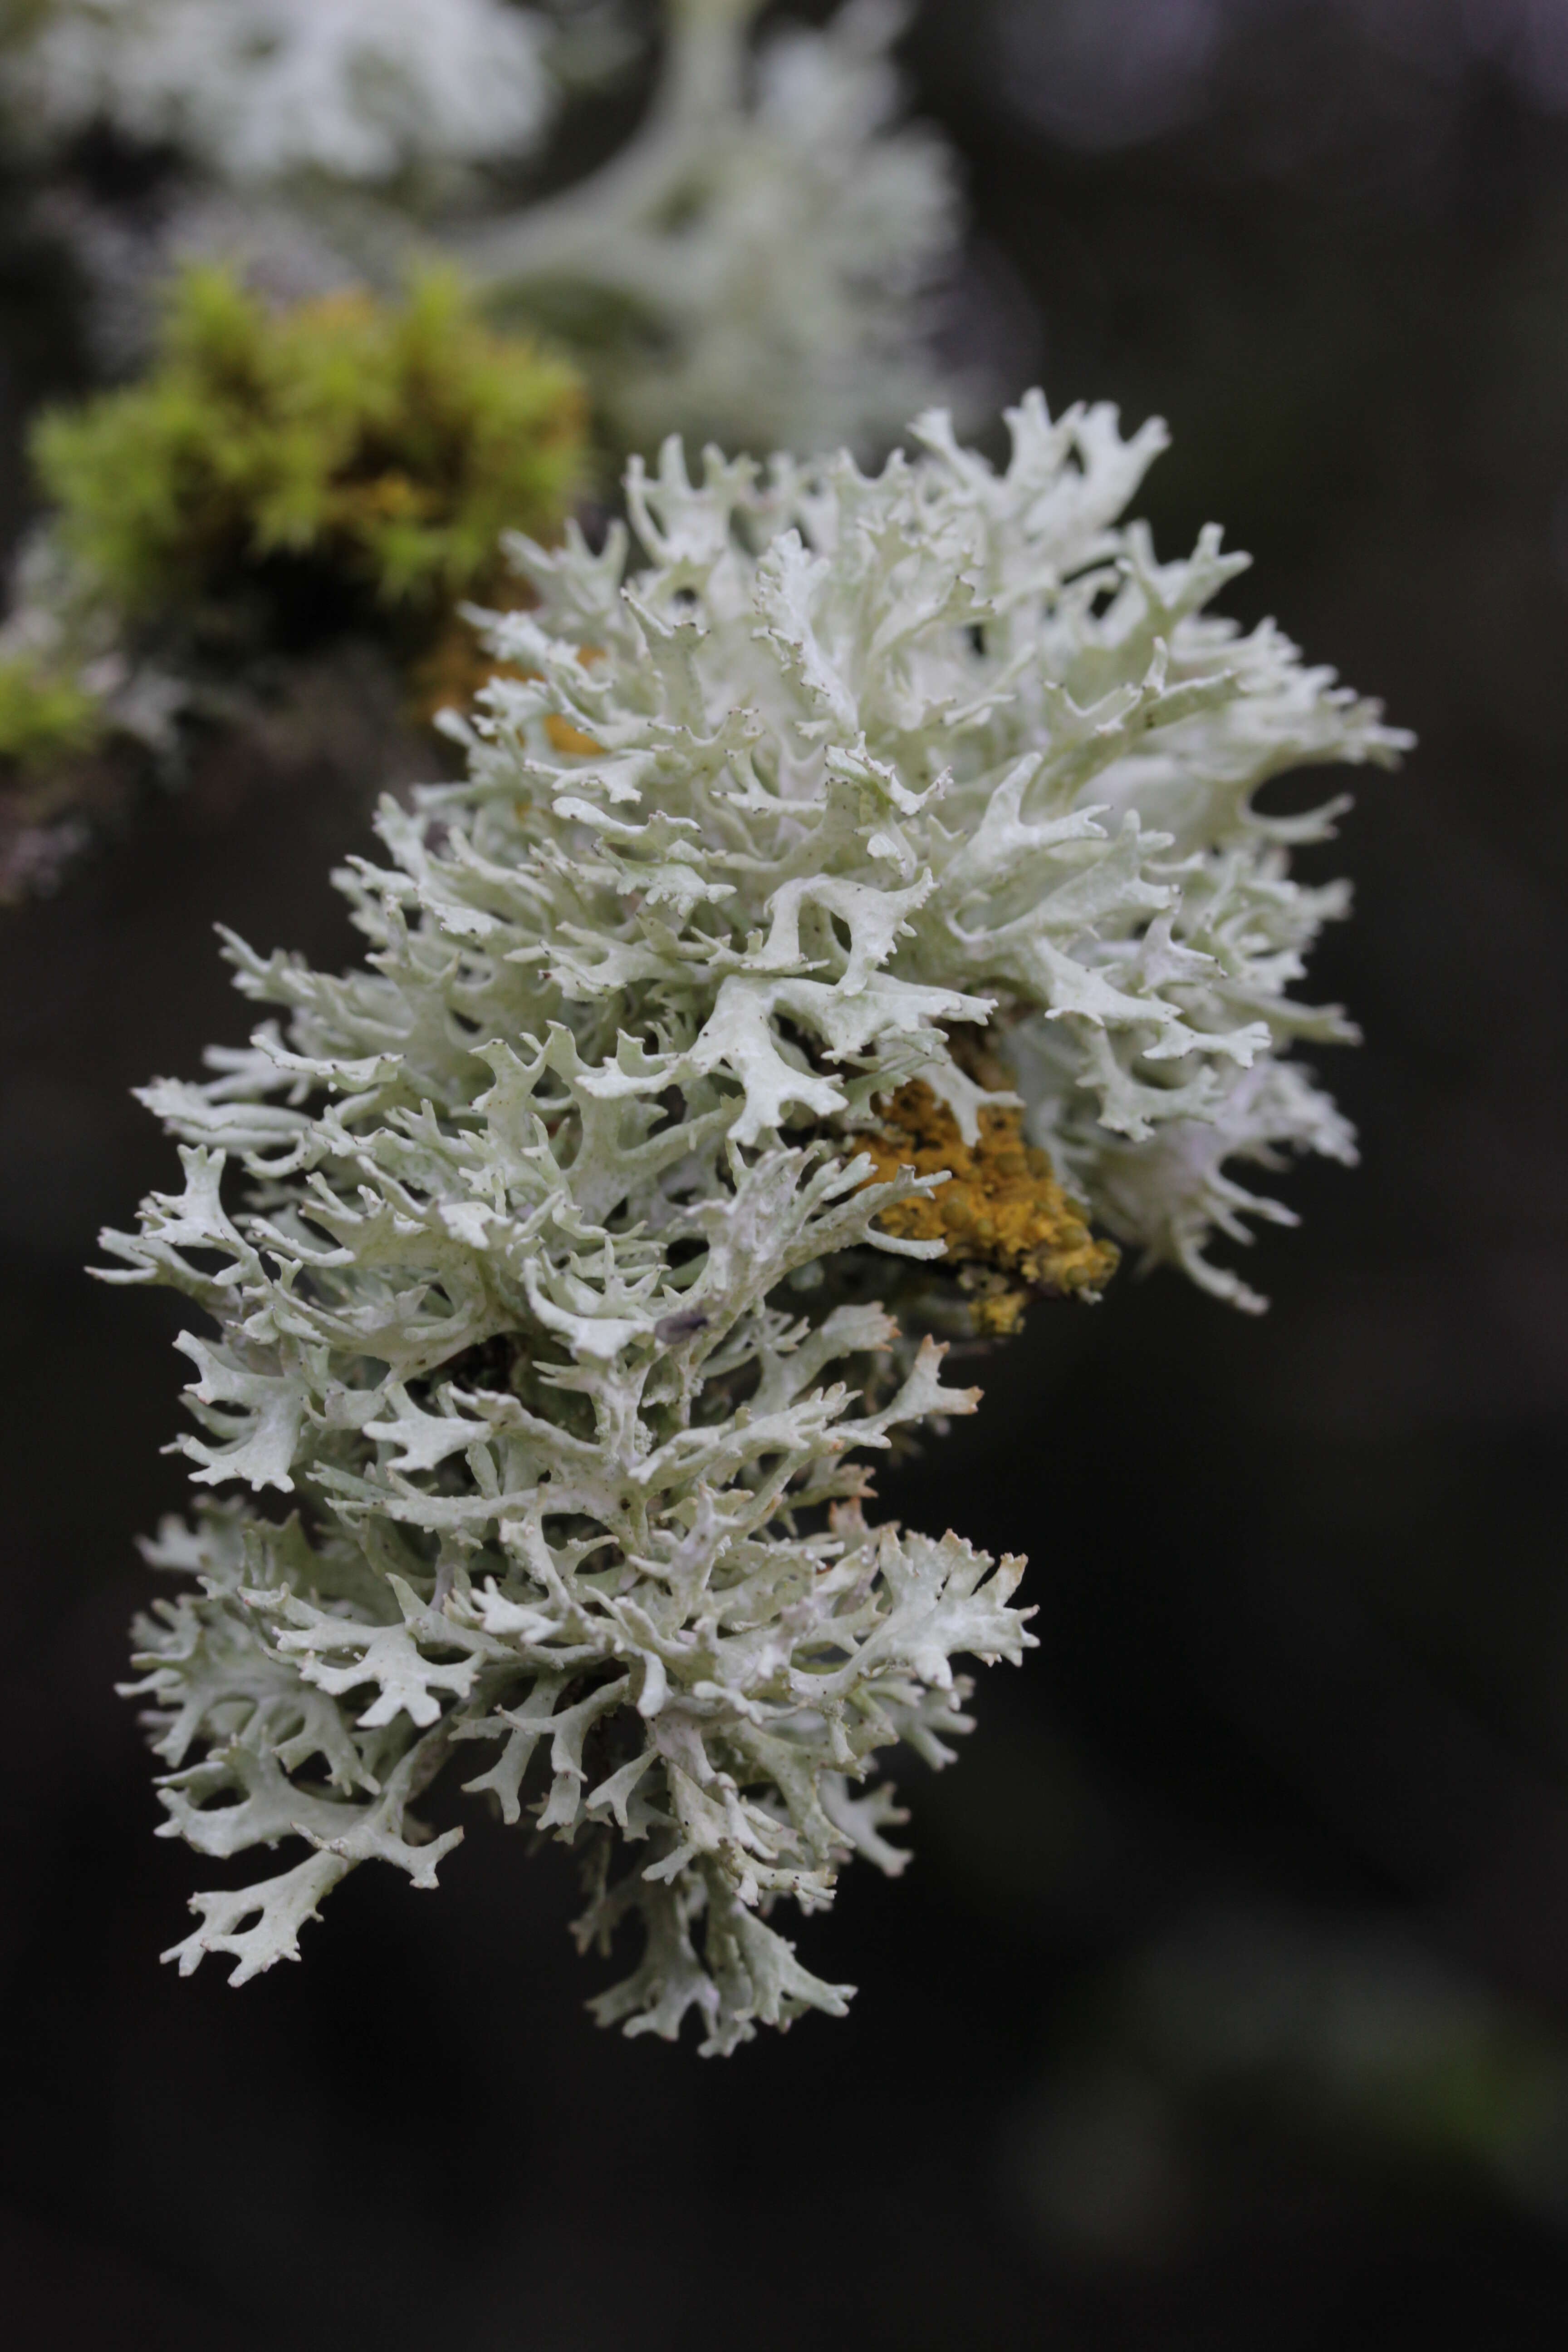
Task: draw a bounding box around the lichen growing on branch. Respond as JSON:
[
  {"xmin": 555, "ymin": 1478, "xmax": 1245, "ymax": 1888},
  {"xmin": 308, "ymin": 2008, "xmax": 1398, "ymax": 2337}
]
[{"xmin": 102, "ymin": 392, "xmax": 1406, "ymax": 2045}]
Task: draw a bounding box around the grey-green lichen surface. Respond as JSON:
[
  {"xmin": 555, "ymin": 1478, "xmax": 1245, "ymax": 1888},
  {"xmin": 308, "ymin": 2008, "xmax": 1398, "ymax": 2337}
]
[{"xmin": 101, "ymin": 397, "xmax": 1408, "ymax": 2050}]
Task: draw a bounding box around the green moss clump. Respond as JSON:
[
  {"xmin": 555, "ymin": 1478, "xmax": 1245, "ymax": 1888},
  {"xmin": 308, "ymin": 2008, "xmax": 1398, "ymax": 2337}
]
[
  {"xmin": 0, "ymin": 654, "xmax": 103, "ymax": 769},
  {"xmin": 30, "ymin": 264, "xmax": 586, "ymax": 647}
]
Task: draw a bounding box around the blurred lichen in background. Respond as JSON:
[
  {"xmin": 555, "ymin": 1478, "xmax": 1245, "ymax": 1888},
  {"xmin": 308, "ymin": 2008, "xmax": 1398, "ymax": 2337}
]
[
  {"xmin": 460, "ymin": 0, "xmax": 965, "ymax": 464},
  {"xmin": 0, "ymin": 0, "xmax": 561, "ymax": 187},
  {"xmin": 0, "ymin": 0, "xmax": 966, "ymax": 463},
  {"xmin": 0, "ymin": 0, "xmax": 969, "ymax": 899}
]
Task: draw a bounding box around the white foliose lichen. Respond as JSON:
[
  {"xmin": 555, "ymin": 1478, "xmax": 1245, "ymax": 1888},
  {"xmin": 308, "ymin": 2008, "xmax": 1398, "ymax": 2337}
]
[
  {"xmin": 1, "ymin": 0, "xmax": 555, "ymax": 182},
  {"xmin": 101, "ymin": 393, "xmax": 1406, "ymax": 2047}
]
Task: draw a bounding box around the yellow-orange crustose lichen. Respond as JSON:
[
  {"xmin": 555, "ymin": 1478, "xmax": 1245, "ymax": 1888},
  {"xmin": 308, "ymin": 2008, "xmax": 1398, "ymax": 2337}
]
[
  {"xmin": 851, "ymin": 1081, "xmax": 1118, "ymax": 1334},
  {"xmin": 415, "ymin": 623, "xmax": 604, "ymax": 751}
]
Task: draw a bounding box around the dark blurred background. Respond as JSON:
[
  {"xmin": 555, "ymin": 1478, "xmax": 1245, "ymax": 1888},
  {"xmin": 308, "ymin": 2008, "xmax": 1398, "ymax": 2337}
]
[{"xmin": 4, "ymin": 1, "xmax": 1568, "ymax": 2344}]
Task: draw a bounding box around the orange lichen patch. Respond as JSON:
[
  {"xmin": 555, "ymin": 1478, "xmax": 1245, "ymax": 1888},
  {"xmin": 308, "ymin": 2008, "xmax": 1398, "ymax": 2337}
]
[
  {"xmin": 412, "ymin": 612, "xmax": 604, "ymax": 747},
  {"xmin": 850, "ymin": 1080, "xmax": 1118, "ymax": 1331},
  {"xmin": 545, "ymin": 711, "xmax": 602, "ymax": 755}
]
